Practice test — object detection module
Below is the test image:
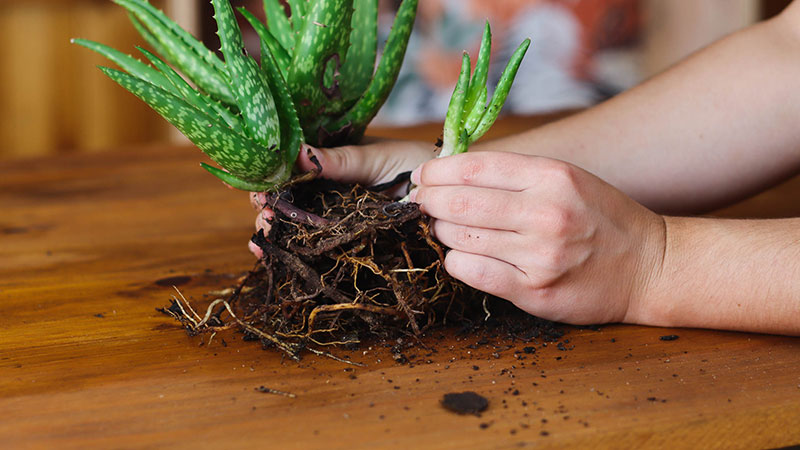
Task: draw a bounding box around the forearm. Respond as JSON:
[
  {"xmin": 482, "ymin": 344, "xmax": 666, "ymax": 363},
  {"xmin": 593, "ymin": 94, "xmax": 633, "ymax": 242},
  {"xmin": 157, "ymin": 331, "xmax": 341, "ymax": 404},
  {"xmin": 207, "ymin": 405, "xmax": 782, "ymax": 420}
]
[
  {"xmin": 630, "ymin": 217, "xmax": 800, "ymax": 335},
  {"xmin": 477, "ymin": 9, "xmax": 800, "ymax": 214}
]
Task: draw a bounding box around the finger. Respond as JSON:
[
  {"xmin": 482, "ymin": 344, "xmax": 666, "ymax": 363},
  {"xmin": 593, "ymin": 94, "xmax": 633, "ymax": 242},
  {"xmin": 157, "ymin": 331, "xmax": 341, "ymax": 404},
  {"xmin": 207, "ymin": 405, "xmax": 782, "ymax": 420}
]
[
  {"xmin": 444, "ymin": 249, "xmax": 528, "ymax": 302},
  {"xmin": 297, "ymin": 141, "xmax": 434, "ymax": 187},
  {"xmin": 248, "ymin": 240, "xmax": 263, "ymax": 259},
  {"xmin": 255, "ymin": 208, "xmax": 274, "ymax": 234},
  {"xmin": 250, "ymin": 191, "xmax": 267, "ymax": 211},
  {"xmin": 296, "ymin": 143, "xmax": 383, "ymax": 185},
  {"xmin": 411, "ymin": 151, "xmax": 539, "ymax": 191},
  {"xmin": 411, "ymin": 185, "xmax": 527, "ymax": 231},
  {"xmin": 432, "ymin": 219, "xmax": 525, "ymax": 262}
]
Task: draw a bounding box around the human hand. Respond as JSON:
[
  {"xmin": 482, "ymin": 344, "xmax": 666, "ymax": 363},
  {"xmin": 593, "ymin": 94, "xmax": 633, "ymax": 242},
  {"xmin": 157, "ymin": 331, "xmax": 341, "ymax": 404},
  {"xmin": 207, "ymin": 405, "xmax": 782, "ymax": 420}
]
[
  {"xmin": 248, "ymin": 139, "xmax": 436, "ymax": 258},
  {"xmin": 408, "ymin": 151, "xmax": 666, "ymax": 325}
]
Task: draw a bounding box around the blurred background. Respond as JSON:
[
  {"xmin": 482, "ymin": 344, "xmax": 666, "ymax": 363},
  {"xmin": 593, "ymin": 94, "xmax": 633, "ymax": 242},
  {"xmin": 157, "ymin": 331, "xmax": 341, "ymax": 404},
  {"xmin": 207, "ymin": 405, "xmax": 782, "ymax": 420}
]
[{"xmin": 0, "ymin": 0, "xmax": 792, "ymax": 160}]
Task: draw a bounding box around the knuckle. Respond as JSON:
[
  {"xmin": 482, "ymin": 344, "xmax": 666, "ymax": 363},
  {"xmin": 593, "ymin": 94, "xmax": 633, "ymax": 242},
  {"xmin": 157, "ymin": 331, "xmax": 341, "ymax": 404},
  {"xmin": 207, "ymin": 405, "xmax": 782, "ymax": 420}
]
[
  {"xmin": 538, "ymin": 205, "xmax": 576, "ymax": 238},
  {"xmin": 445, "ymin": 253, "xmax": 495, "ymax": 291},
  {"xmin": 446, "ymin": 193, "xmax": 472, "ymax": 217},
  {"xmin": 468, "ymin": 263, "xmax": 498, "ymax": 291},
  {"xmin": 542, "ymin": 159, "xmax": 579, "ymax": 189},
  {"xmin": 540, "ymin": 246, "xmax": 568, "ymax": 271},
  {"xmin": 459, "ymin": 158, "xmax": 485, "ymax": 184},
  {"xmin": 325, "ymin": 147, "xmax": 358, "ymax": 176}
]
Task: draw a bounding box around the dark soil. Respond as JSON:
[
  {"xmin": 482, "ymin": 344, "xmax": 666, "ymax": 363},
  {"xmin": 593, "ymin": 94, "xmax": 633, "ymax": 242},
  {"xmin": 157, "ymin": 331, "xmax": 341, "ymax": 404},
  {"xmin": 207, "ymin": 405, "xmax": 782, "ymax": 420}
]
[
  {"xmin": 441, "ymin": 391, "xmax": 489, "ymax": 415},
  {"xmin": 160, "ymin": 175, "xmax": 563, "ymax": 361}
]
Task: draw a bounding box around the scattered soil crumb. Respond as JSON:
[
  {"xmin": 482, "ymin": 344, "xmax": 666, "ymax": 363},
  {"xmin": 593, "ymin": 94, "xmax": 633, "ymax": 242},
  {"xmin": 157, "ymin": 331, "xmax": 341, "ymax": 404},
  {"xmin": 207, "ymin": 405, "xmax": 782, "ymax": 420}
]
[
  {"xmin": 441, "ymin": 391, "xmax": 489, "ymax": 416},
  {"xmin": 255, "ymin": 386, "xmax": 296, "ymax": 398},
  {"xmin": 155, "ymin": 275, "xmax": 192, "ymax": 287}
]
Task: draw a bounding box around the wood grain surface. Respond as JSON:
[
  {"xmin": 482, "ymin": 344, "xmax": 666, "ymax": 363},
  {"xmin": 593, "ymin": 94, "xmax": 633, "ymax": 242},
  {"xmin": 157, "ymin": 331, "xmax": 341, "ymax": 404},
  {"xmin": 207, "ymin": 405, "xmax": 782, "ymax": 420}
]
[{"xmin": 2, "ymin": 116, "xmax": 800, "ymax": 449}]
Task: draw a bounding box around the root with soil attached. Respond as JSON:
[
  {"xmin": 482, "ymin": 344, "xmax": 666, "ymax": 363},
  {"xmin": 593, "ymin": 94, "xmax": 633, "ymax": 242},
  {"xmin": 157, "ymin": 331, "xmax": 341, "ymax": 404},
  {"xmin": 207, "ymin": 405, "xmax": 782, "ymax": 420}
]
[{"xmin": 160, "ymin": 176, "xmax": 563, "ymax": 361}]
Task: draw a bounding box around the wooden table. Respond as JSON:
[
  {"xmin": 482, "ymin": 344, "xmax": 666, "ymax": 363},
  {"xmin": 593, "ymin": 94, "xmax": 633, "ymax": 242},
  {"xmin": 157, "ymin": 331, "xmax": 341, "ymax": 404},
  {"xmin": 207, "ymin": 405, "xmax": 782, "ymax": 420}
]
[{"xmin": 2, "ymin": 116, "xmax": 800, "ymax": 449}]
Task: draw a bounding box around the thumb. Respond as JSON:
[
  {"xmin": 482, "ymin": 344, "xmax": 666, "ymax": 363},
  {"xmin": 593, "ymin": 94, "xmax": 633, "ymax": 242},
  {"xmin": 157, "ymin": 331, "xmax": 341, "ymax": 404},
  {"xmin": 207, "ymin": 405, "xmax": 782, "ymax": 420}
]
[{"xmin": 296, "ymin": 143, "xmax": 378, "ymax": 185}]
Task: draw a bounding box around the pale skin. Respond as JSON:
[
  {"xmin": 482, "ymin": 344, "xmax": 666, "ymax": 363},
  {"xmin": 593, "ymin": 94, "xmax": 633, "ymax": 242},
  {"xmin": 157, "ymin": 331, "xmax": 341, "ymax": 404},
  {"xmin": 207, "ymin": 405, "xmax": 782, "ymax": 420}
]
[{"xmin": 251, "ymin": 3, "xmax": 800, "ymax": 335}]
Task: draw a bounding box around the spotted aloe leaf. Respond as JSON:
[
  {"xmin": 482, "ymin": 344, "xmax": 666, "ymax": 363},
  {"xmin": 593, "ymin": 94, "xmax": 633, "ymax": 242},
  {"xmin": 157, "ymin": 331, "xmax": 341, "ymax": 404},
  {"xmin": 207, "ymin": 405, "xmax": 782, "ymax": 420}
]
[
  {"xmin": 468, "ymin": 38, "xmax": 531, "ymax": 144},
  {"xmin": 287, "ymin": 0, "xmax": 354, "ymax": 141},
  {"xmin": 72, "ymin": 38, "xmax": 180, "ymax": 98},
  {"xmin": 338, "ymin": 0, "xmax": 378, "ymax": 105},
  {"xmin": 259, "ymin": 40, "xmax": 303, "ymax": 167},
  {"xmin": 113, "ymin": 0, "xmax": 234, "ymax": 105},
  {"xmin": 326, "ymin": 0, "xmax": 417, "ymax": 145},
  {"xmin": 238, "ymin": 7, "xmax": 291, "ymax": 77},
  {"xmin": 439, "ymin": 24, "xmax": 531, "ymax": 158},
  {"xmin": 135, "ymin": 47, "xmax": 244, "ymax": 134},
  {"xmin": 212, "ymin": 0, "xmax": 279, "ymax": 150},
  {"xmin": 286, "ymin": 0, "xmax": 308, "ymax": 32},
  {"xmin": 442, "ymin": 54, "xmax": 471, "ymax": 157},
  {"xmin": 463, "ymin": 22, "xmax": 491, "ymax": 119},
  {"xmin": 99, "ymin": 67, "xmax": 286, "ymax": 183},
  {"xmin": 128, "ymin": 12, "xmax": 167, "ymax": 57},
  {"xmin": 76, "ymin": 0, "xmax": 419, "ymax": 191},
  {"xmin": 263, "ymin": 0, "xmax": 294, "ymax": 51}
]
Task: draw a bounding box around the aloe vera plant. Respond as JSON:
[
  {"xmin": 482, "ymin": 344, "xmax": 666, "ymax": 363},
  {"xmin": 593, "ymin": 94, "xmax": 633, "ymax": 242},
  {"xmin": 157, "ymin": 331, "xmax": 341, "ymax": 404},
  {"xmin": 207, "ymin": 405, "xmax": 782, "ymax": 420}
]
[
  {"xmin": 73, "ymin": 0, "xmax": 417, "ymax": 191},
  {"xmin": 439, "ymin": 23, "xmax": 531, "ymax": 158}
]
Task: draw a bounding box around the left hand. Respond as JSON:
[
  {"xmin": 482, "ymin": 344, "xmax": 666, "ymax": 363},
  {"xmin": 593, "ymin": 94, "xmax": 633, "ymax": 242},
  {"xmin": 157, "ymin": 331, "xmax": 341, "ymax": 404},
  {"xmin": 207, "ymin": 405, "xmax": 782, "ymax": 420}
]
[
  {"xmin": 248, "ymin": 139, "xmax": 435, "ymax": 258},
  {"xmin": 409, "ymin": 151, "xmax": 666, "ymax": 325}
]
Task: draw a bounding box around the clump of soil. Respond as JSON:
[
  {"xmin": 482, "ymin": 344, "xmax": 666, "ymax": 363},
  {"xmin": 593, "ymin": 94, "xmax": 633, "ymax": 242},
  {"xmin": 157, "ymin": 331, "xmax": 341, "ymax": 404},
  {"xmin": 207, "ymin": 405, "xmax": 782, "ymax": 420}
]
[
  {"xmin": 441, "ymin": 391, "xmax": 489, "ymax": 415},
  {"xmin": 160, "ymin": 175, "xmax": 562, "ymax": 361}
]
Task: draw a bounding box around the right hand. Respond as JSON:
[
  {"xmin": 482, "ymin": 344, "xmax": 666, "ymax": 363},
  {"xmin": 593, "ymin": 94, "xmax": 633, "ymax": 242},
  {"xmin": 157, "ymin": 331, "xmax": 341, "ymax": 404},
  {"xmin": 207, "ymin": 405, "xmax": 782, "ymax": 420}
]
[{"xmin": 248, "ymin": 139, "xmax": 436, "ymax": 258}]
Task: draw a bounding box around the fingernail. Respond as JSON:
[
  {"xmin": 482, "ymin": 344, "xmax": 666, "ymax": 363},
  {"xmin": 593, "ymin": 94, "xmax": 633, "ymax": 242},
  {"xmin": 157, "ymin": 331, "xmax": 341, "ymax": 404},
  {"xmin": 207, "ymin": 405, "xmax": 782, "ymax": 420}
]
[
  {"xmin": 408, "ymin": 188, "xmax": 419, "ymax": 203},
  {"xmin": 304, "ymin": 144, "xmax": 319, "ymax": 159},
  {"xmin": 304, "ymin": 144, "xmax": 324, "ymax": 173},
  {"xmin": 261, "ymin": 209, "xmax": 274, "ymax": 221},
  {"xmin": 410, "ymin": 166, "xmax": 421, "ymax": 185}
]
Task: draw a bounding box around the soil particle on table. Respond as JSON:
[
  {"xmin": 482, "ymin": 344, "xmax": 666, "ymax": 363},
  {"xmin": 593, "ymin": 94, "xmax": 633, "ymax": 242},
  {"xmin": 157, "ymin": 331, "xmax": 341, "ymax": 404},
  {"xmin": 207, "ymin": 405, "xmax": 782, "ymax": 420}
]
[
  {"xmin": 154, "ymin": 275, "xmax": 192, "ymax": 287},
  {"xmin": 659, "ymin": 334, "xmax": 680, "ymax": 341},
  {"xmin": 441, "ymin": 391, "xmax": 489, "ymax": 416}
]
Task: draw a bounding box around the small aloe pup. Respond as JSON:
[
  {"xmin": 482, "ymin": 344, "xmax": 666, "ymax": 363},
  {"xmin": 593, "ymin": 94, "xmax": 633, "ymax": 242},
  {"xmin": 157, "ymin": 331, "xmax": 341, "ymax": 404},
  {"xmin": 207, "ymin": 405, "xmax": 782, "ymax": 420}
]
[
  {"xmin": 73, "ymin": 0, "xmax": 417, "ymax": 192},
  {"xmin": 439, "ymin": 23, "xmax": 531, "ymax": 158},
  {"xmin": 400, "ymin": 23, "xmax": 530, "ymax": 201}
]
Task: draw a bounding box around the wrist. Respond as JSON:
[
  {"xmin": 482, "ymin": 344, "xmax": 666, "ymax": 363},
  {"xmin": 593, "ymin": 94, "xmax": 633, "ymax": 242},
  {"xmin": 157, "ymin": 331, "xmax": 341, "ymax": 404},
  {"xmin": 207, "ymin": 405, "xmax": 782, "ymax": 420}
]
[{"xmin": 623, "ymin": 214, "xmax": 674, "ymax": 326}]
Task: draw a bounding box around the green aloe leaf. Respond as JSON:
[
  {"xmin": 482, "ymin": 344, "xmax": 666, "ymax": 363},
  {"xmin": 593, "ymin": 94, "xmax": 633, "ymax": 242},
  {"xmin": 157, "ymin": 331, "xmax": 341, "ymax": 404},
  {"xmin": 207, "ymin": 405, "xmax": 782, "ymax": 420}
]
[
  {"xmin": 441, "ymin": 53, "xmax": 471, "ymax": 157},
  {"xmin": 71, "ymin": 38, "xmax": 179, "ymax": 98},
  {"xmin": 463, "ymin": 22, "xmax": 491, "ymax": 121},
  {"xmin": 118, "ymin": 0, "xmax": 227, "ymax": 74},
  {"xmin": 262, "ymin": 0, "xmax": 294, "ymax": 51},
  {"xmin": 463, "ymin": 85, "xmax": 487, "ymax": 136},
  {"xmin": 136, "ymin": 47, "xmax": 244, "ymax": 134},
  {"xmin": 259, "ymin": 40, "xmax": 303, "ymax": 167},
  {"xmin": 339, "ymin": 0, "xmax": 378, "ymax": 105},
  {"xmin": 468, "ymin": 38, "xmax": 530, "ymax": 145},
  {"xmin": 128, "ymin": 13, "xmax": 168, "ymax": 57},
  {"xmin": 212, "ymin": 0, "xmax": 280, "ymax": 149},
  {"xmin": 114, "ymin": 0, "xmax": 234, "ymax": 105},
  {"xmin": 286, "ymin": 0, "xmax": 308, "ymax": 32},
  {"xmin": 200, "ymin": 163, "xmax": 279, "ymax": 191},
  {"xmin": 99, "ymin": 67, "xmax": 283, "ymax": 182},
  {"xmin": 239, "ymin": 7, "xmax": 291, "ymax": 77},
  {"xmin": 330, "ymin": 0, "xmax": 417, "ymax": 142},
  {"xmin": 287, "ymin": 0, "xmax": 355, "ymax": 136}
]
